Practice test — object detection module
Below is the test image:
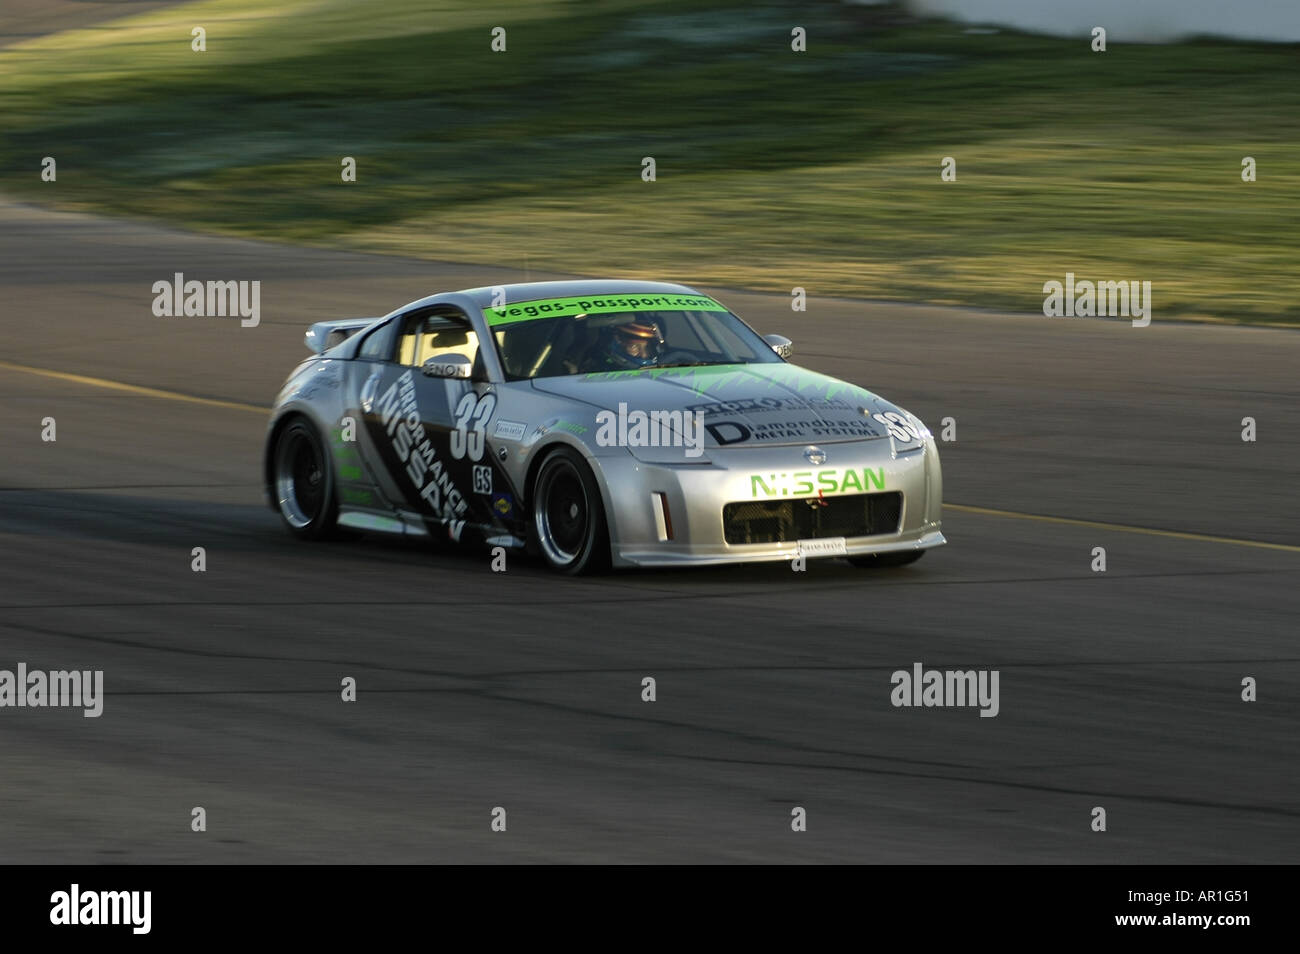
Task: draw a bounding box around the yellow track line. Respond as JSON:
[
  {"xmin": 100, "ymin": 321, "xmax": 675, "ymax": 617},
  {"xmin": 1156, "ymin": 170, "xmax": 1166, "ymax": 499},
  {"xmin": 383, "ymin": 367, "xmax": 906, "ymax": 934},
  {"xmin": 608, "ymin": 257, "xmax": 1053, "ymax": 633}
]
[
  {"xmin": 0, "ymin": 360, "xmax": 268, "ymax": 415},
  {"xmin": 945, "ymin": 503, "xmax": 1300, "ymax": 554},
  {"xmin": 4, "ymin": 359, "xmax": 1296, "ymax": 555}
]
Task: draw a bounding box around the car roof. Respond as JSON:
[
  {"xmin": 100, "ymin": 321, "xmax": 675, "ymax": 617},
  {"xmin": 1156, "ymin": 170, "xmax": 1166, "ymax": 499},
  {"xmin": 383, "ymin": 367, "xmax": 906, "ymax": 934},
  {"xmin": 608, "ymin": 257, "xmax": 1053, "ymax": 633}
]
[
  {"xmin": 429, "ymin": 279, "xmax": 705, "ymax": 311},
  {"xmin": 459, "ymin": 279, "xmax": 702, "ymax": 306}
]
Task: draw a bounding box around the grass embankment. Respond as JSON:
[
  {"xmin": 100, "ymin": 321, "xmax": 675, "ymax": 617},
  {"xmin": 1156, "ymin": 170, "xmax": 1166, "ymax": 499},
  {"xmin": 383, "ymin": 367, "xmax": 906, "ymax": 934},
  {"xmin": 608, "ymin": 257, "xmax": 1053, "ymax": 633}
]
[{"xmin": 2, "ymin": 0, "xmax": 1297, "ymax": 322}]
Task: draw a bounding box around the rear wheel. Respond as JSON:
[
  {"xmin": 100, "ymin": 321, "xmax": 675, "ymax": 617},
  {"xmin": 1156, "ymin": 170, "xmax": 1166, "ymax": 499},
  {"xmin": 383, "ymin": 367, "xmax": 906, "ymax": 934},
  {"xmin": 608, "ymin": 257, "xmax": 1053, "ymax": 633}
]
[
  {"xmin": 531, "ymin": 447, "xmax": 610, "ymax": 575},
  {"xmin": 272, "ymin": 418, "xmax": 339, "ymax": 539},
  {"xmin": 846, "ymin": 549, "xmax": 925, "ymax": 568}
]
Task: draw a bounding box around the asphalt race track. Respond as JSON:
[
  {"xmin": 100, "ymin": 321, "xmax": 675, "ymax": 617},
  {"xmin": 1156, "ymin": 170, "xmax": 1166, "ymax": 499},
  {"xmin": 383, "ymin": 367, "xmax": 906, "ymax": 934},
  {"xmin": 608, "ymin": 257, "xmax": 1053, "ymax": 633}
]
[{"xmin": 1, "ymin": 196, "xmax": 1297, "ymax": 863}]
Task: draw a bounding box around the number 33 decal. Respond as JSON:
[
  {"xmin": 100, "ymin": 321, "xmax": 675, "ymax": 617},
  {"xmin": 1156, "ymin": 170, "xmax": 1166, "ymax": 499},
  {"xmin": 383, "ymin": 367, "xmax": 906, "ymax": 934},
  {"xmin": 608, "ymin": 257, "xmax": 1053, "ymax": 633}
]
[
  {"xmin": 872, "ymin": 411, "xmax": 920, "ymax": 443},
  {"xmin": 451, "ymin": 393, "xmax": 497, "ymax": 461}
]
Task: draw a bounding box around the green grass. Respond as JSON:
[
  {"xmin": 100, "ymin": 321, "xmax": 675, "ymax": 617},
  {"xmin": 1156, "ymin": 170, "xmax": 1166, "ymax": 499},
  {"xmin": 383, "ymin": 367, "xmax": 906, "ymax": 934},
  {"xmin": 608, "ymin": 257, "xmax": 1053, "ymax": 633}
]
[{"xmin": 3, "ymin": 0, "xmax": 1299, "ymax": 322}]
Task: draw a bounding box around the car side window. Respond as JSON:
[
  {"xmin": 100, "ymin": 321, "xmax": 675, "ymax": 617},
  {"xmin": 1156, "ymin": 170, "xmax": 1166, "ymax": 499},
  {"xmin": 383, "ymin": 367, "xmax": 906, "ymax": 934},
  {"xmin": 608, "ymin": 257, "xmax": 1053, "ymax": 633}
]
[
  {"xmin": 396, "ymin": 311, "xmax": 479, "ymax": 368},
  {"xmin": 357, "ymin": 319, "xmax": 395, "ymax": 361}
]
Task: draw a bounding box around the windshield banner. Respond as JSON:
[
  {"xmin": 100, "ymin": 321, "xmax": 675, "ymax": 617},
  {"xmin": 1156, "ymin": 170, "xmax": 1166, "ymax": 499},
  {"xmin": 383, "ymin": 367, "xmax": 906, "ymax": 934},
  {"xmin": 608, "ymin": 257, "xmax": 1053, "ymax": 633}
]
[{"xmin": 486, "ymin": 293, "xmax": 728, "ymax": 326}]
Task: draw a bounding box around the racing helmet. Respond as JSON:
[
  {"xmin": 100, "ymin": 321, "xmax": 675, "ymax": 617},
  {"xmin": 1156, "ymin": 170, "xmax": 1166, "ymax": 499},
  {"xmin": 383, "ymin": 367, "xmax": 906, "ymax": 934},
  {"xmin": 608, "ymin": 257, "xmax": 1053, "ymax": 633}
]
[{"xmin": 605, "ymin": 317, "xmax": 663, "ymax": 369}]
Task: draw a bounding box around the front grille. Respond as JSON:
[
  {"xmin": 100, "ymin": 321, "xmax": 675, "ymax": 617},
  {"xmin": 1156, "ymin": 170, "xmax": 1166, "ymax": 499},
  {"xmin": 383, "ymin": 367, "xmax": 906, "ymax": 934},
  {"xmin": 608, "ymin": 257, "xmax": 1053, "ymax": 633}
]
[{"xmin": 722, "ymin": 492, "xmax": 902, "ymax": 545}]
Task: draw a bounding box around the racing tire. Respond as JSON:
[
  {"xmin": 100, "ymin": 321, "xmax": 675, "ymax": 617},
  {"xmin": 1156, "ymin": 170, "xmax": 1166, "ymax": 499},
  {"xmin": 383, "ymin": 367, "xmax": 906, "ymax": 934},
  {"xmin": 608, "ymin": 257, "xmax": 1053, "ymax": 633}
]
[
  {"xmin": 846, "ymin": 549, "xmax": 926, "ymax": 568},
  {"xmin": 531, "ymin": 447, "xmax": 611, "ymax": 575},
  {"xmin": 272, "ymin": 417, "xmax": 341, "ymax": 540}
]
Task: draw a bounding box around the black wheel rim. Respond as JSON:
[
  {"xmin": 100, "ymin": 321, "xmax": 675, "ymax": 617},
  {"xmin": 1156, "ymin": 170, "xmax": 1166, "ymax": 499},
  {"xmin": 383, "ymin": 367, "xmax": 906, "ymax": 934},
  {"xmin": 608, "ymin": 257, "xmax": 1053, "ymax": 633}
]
[
  {"xmin": 276, "ymin": 428, "xmax": 325, "ymax": 529},
  {"xmin": 535, "ymin": 460, "xmax": 589, "ymax": 565}
]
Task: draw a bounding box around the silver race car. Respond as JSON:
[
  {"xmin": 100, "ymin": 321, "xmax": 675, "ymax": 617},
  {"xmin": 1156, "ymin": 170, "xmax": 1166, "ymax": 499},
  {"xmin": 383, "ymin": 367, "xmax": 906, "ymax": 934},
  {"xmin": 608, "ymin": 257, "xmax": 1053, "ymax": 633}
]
[{"xmin": 264, "ymin": 280, "xmax": 945, "ymax": 573}]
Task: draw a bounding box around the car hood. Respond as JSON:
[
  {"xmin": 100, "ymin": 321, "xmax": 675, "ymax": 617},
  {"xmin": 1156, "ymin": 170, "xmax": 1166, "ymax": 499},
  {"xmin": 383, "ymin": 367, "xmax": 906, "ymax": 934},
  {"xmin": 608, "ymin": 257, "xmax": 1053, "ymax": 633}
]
[{"xmin": 530, "ymin": 363, "xmax": 900, "ymax": 447}]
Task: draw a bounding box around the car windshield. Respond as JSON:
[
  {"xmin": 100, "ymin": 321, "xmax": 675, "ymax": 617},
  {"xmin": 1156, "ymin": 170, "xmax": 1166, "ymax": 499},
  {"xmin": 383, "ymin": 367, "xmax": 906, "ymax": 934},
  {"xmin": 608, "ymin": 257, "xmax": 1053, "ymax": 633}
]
[{"xmin": 488, "ymin": 295, "xmax": 782, "ymax": 381}]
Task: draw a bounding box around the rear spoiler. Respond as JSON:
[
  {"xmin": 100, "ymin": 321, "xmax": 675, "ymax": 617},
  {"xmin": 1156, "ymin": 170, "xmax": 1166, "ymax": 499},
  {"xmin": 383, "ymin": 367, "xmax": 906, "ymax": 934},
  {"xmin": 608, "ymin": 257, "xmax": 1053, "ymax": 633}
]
[{"xmin": 305, "ymin": 318, "xmax": 379, "ymax": 354}]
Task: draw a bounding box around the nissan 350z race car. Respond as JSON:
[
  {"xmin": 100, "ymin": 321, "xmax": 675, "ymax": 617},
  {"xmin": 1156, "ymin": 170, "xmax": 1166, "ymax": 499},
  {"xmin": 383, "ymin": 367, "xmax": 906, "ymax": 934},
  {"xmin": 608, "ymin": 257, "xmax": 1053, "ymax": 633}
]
[{"xmin": 264, "ymin": 280, "xmax": 945, "ymax": 574}]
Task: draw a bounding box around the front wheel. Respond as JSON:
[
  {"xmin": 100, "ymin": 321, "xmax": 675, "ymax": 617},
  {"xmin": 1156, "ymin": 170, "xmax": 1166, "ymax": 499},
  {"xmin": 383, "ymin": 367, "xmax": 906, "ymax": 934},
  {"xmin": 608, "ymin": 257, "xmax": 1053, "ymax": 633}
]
[
  {"xmin": 272, "ymin": 418, "xmax": 339, "ymax": 539},
  {"xmin": 531, "ymin": 447, "xmax": 610, "ymax": 575},
  {"xmin": 846, "ymin": 549, "xmax": 925, "ymax": 568}
]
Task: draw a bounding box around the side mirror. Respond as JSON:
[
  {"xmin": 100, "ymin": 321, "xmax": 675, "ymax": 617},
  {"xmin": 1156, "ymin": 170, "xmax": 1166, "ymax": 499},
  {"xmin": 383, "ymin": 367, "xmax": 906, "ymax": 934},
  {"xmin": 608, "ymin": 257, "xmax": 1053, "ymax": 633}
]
[
  {"xmin": 763, "ymin": 334, "xmax": 793, "ymax": 359},
  {"xmin": 422, "ymin": 354, "xmax": 473, "ymax": 379}
]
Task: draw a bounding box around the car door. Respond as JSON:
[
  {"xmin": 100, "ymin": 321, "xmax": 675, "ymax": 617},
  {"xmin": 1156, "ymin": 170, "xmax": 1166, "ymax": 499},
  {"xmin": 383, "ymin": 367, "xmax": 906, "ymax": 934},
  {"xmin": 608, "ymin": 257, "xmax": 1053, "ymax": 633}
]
[{"xmin": 359, "ymin": 305, "xmax": 521, "ymax": 543}]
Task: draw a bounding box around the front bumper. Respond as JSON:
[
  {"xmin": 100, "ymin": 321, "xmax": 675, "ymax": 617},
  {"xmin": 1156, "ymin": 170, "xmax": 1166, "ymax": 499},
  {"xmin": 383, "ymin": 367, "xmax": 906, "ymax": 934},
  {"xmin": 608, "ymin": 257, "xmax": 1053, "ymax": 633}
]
[{"xmin": 592, "ymin": 437, "xmax": 945, "ymax": 568}]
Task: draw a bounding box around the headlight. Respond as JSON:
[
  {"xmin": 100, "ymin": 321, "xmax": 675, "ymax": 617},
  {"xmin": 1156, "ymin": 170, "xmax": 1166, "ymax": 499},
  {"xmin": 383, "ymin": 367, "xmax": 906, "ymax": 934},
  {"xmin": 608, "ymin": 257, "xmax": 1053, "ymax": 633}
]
[{"xmin": 626, "ymin": 442, "xmax": 713, "ymax": 465}]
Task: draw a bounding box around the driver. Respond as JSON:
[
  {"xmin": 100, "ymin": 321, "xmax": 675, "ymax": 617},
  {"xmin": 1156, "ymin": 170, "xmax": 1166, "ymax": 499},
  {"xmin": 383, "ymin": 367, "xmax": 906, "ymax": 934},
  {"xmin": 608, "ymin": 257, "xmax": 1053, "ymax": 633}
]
[{"xmin": 599, "ymin": 317, "xmax": 663, "ymax": 370}]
